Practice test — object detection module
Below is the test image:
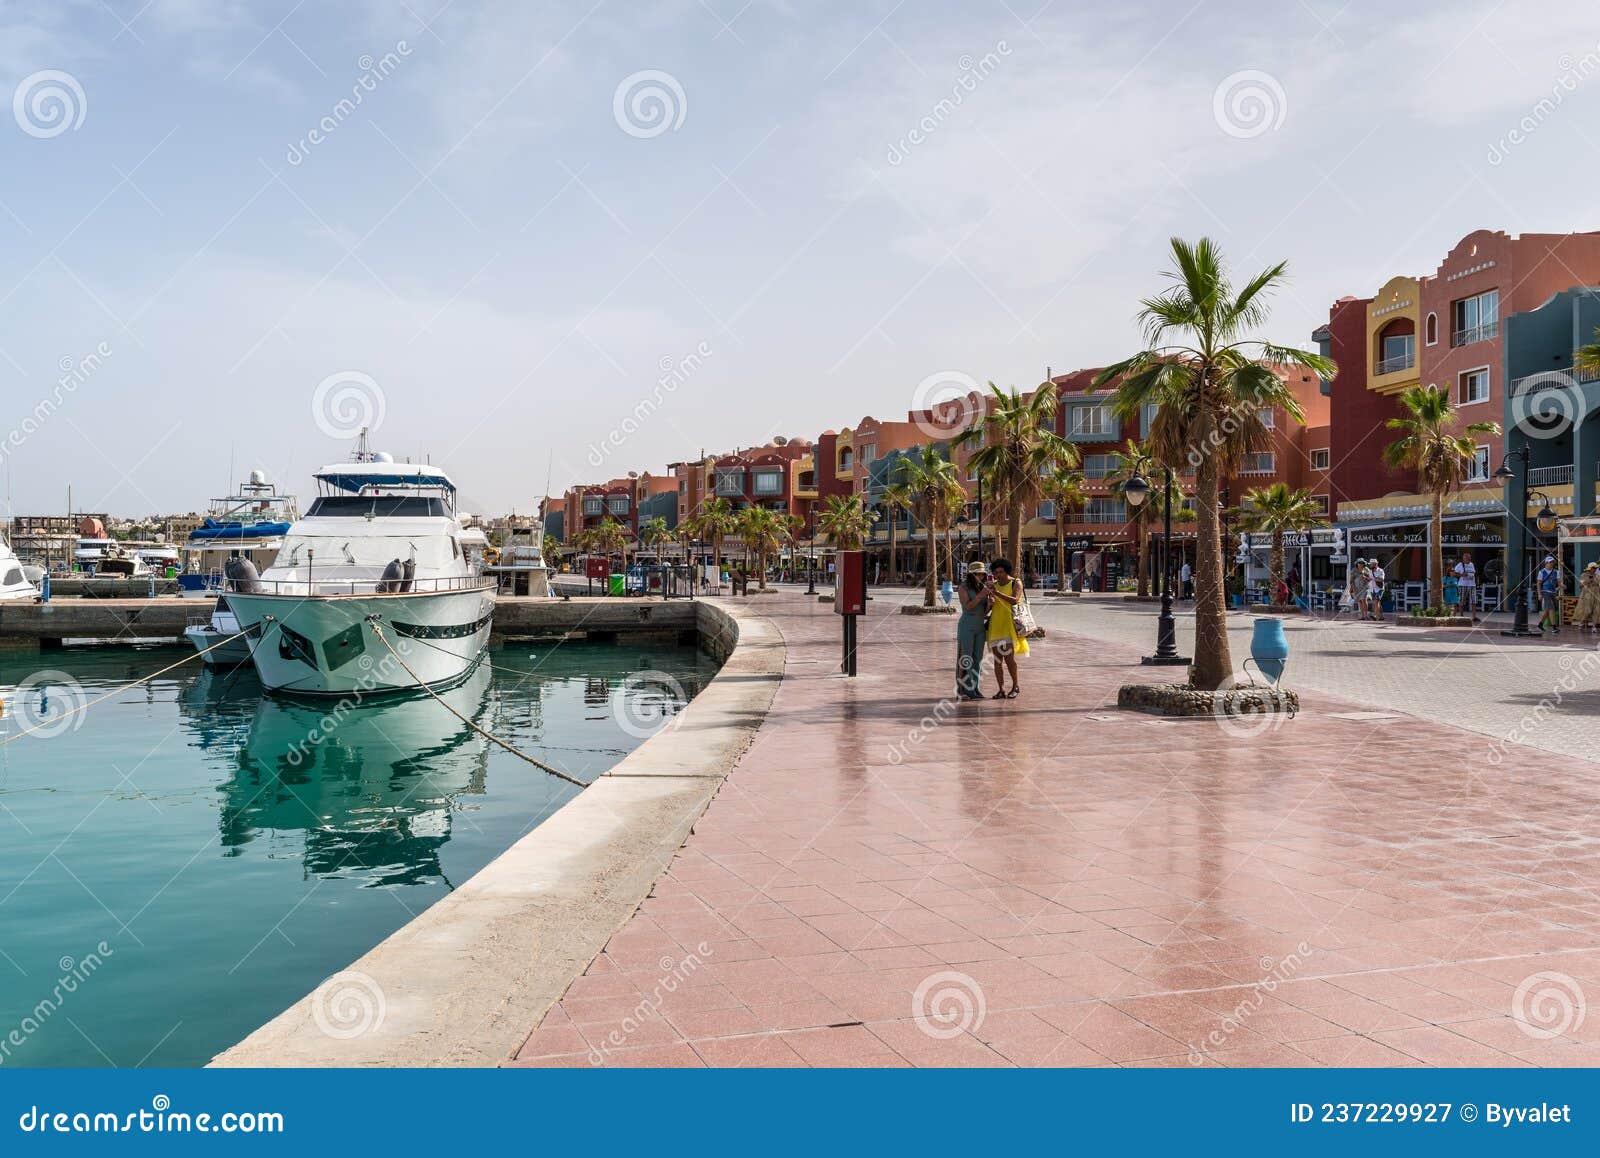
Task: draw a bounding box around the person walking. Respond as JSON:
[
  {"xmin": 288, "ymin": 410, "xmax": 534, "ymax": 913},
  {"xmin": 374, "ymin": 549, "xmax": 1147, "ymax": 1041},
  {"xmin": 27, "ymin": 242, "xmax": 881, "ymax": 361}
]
[
  {"xmin": 1575, "ymin": 562, "xmax": 1600, "ymax": 635},
  {"xmin": 984, "ymin": 558, "xmax": 1028, "ymax": 699},
  {"xmin": 1538, "ymin": 554, "xmax": 1563, "ymax": 634},
  {"xmin": 1453, "ymin": 553, "xmax": 1477, "ymax": 622},
  {"xmin": 955, "ymin": 562, "xmax": 991, "ymax": 700},
  {"xmin": 1344, "ymin": 559, "xmax": 1363, "ymax": 617},
  {"xmin": 1367, "ymin": 557, "xmax": 1387, "ymax": 622},
  {"xmin": 1179, "ymin": 559, "xmax": 1193, "ymax": 601}
]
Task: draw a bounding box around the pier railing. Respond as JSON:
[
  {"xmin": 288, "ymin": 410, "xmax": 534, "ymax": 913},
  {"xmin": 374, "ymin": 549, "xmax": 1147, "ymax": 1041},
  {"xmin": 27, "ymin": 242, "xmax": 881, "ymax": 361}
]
[{"xmin": 227, "ymin": 574, "xmax": 493, "ymax": 597}]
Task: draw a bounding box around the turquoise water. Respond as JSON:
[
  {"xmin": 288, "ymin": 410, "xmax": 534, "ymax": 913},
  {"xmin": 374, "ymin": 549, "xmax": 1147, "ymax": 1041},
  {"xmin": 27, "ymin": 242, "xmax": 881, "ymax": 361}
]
[{"xmin": 0, "ymin": 641, "xmax": 717, "ymax": 1067}]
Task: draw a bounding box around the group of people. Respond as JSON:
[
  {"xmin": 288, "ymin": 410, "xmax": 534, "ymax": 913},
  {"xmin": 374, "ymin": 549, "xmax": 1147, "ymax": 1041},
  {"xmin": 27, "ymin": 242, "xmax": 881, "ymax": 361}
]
[
  {"xmin": 1343, "ymin": 557, "xmax": 1388, "ymax": 620},
  {"xmin": 954, "ymin": 559, "xmax": 1030, "ymax": 700}
]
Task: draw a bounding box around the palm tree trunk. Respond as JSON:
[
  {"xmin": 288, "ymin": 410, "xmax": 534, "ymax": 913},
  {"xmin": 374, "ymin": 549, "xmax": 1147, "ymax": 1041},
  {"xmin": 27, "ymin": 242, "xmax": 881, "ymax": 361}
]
[
  {"xmin": 944, "ymin": 526, "xmax": 954, "ymax": 585},
  {"xmin": 1136, "ymin": 515, "xmax": 1150, "ymax": 598},
  {"xmin": 924, "ymin": 517, "xmax": 937, "ymax": 607},
  {"xmin": 1055, "ymin": 516, "xmax": 1066, "ymax": 593},
  {"xmin": 1007, "ymin": 501, "xmax": 1023, "ymax": 571},
  {"xmin": 1271, "ymin": 533, "xmax": 1284, "ymax": 607},
  {"xmin": 888, "ymin": 524, "xmax": 897, "ymax": 585},
  {"xmin": 1192, "ymin": 437, "xmax": 1232, "ymax": 689},
  {"xmin": 1430, "ymin": 492, "xmax": 1444, "ymax": 609}
]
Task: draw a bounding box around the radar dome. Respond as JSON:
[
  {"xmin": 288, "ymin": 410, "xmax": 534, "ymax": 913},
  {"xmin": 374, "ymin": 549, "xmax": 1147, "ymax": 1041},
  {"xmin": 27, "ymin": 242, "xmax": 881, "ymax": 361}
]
[{"xmin": 374, "ymin": 451, "xmax": 395, "ymax": 463}]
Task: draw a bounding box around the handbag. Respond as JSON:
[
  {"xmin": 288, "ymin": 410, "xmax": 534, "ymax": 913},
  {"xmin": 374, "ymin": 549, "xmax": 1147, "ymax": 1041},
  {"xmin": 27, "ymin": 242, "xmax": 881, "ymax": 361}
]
[{"xmin": 1013, "ymin": 586, "xmax": 1041, "ymax": 637}]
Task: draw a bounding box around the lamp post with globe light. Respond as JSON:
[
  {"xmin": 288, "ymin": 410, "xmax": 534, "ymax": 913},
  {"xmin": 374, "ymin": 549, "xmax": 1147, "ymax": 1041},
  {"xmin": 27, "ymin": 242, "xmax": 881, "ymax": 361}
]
[
  {"xmin": 1494, "ymin": 447, "xmax": 1558, "ymax": 637},
  {"xmin": 1124, "ymin": 468, "xmax": 1190, "ymax": 666}
]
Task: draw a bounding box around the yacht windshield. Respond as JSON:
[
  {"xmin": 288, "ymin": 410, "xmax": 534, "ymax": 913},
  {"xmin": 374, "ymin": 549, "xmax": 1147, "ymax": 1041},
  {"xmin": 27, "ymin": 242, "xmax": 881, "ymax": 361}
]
[{"xmin": 304, "ymin": 496, "xmax": 449, "ymax": 518}]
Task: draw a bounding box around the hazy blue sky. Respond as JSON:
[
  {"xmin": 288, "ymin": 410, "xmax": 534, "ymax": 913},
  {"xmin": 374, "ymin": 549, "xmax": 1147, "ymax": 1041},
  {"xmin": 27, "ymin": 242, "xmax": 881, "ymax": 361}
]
[{"xmin": 2, "ymin": 0, "xmax": 1598, "ymax": 517}]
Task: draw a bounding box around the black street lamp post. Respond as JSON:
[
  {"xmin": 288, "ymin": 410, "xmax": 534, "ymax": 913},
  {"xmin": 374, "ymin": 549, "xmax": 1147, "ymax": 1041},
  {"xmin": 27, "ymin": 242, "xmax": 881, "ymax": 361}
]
[
  {"xmin": 1125, "ymin": 469, "xmax": 1190, "ymax": 667},
  {"xmin": 805, "ymin": 503, "xmax": 818, "ymax": 595},
  {"xmin": 1495, "ymin": 449, "xmax": 1559, "ymax": 637}
]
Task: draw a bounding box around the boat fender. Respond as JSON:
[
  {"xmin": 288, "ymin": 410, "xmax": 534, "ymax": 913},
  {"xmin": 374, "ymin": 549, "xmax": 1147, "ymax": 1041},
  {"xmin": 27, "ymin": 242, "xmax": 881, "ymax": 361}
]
[
  {"xmin": 379, "ymin": 558, "xmax": 405, "ymax": 593},
  {"xmin": 224, "ymin": 556, "xmax": 263, "ymax": 593},
  {"xmin": 400, "ymin": 558, "xmax": 416, "ymax": 593}
]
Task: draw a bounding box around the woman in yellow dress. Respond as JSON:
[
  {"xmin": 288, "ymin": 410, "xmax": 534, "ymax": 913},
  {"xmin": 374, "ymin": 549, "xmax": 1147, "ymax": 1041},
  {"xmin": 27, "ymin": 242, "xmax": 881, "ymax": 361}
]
[{"xmin": 984, "ymin": 559, "xmax": 1028, "ymax": 698}]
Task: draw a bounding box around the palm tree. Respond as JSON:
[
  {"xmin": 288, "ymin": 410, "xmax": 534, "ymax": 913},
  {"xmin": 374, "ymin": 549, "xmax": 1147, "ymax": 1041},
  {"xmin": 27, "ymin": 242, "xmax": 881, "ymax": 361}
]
[
  {"xmin": 896, "ymin": 444, "xmax": 962, "ymax": 607},
  {"xmin": 1104, "ymin": 440, "xmax": 1162, "ymax": 597},
  {"xmin": 737, "ymin": 507, "xmax": 785, "ymax": 590},
  {"xmin": 1383, "ymin": 383, "xmax": 1502, "ymax": 609},
  {"xmin": 817, "ymin": 494, "xmax": 873, "ymax": 550},
  {"xmin": 957, "ymin": 383, "xmax": 1076, "ymax": 566},
  {"xmin": 1235, "ymin": 483, "xmax": 1323, "ymax": 607},
  {"xmin": 1577, "ymin": 327, "xmax": 1600, "ymax": 377},
  {"xmin": 1041, "ymin": 469, "xmax": 1088, "ymax": 593},
  {"xmin": 1097, "ymin": 237, "xmax": 1335, "ymax": 689},
  {"xmin": 881, "ymin": 481, "xmax": 913, "ymax": 585},
  {"xmin": 696, "ymin": 497, "xmax": 739, "ymax": 577},
  {"xmin": 590, "ymin": 517, "xmax": 629, "ymax": 571},
  {"xmin": 940, "ymin": 474, "xmax": 968, "ymax": 586},
  {"xmin": 638, "ymin": 516, "xmax": 671, "ymax": 562}
]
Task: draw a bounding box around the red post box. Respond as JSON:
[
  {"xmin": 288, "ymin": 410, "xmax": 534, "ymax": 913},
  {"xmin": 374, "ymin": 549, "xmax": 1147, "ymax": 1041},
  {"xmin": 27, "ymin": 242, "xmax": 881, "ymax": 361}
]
[{"xmin": 833, "ymin": 550, "xmax": 867, "ymax": 615}]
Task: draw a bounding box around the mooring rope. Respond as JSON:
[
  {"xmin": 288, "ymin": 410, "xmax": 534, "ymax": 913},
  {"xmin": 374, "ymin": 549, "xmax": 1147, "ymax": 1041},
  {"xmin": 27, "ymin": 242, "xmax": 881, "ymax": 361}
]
[
  {"xmin": 365, "ymin": 619, "xmax": 588, "ymax": 788},
  {"xmin": 0, "ymin": 629, "xmax": 252, "ymax": 747}
]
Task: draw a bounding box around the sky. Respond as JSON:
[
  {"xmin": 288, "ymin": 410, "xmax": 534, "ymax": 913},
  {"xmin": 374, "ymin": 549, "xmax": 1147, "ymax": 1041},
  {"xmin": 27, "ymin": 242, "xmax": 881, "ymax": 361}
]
[{"xmin": 2, "ymin": 0, "xmax": 1600, "ymax": 518}]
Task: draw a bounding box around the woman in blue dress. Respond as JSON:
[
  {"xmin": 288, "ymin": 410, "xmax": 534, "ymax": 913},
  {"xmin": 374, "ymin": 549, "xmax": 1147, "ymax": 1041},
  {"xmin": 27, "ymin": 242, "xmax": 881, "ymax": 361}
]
[{"xmin": 955, "ymin": 561, "xmax": 991, "ymax": 700}]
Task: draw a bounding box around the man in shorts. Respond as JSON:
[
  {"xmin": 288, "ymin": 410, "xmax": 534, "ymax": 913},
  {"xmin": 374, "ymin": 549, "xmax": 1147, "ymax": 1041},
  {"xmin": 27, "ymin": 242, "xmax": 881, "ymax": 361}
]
[{"xmin": 1538, "ymin": 554, "xmax": 1562, "ymax": 634}]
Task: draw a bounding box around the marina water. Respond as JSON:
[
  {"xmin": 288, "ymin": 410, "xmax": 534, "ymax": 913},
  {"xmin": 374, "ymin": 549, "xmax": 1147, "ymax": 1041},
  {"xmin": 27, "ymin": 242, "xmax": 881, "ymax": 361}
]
[{"xmin": 0, "ymin": 641, "xmax": 716, "ymax": 1066}]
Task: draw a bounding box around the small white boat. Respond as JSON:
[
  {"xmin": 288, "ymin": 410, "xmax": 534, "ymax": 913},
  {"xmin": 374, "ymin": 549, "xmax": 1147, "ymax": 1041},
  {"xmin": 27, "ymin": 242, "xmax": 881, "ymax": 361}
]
[
  {"xmin": 183, "ymin": 596, "xmax": 253, "ymax": 667},
  {"xmin": 484, "ymin": 522, "xmax": 551, "ymax": 596},
  {"xmin": 75, "ymin": 538, "xmax": 151, "ymax": 577},
  {"xmin": 223, "ymin": 431, "xmax": 496, "ymax": 697},
  {"xmin": 0, "ymin": 532, "xmax": 39, "ymax": 601}
]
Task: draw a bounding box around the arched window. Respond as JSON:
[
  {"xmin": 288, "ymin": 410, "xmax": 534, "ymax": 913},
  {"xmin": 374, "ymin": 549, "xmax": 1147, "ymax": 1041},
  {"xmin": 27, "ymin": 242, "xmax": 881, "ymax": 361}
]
[{"xmin": 1425, "ymin": 312, "xmax": 1439, "ymax": 346}]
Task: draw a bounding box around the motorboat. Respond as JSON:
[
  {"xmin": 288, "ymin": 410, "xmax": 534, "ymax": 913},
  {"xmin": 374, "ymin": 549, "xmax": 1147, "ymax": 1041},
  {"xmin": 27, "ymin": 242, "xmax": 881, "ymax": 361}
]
[
  {"xmin": 223, "ymin": 430, "xmax": 496, "ymax": 697},
  {"xmin": 183, "ymin": 596, "xmax": 252, "ymax": 666},
  {"xmin": 132, "ymin": 543, "xmax": 180, "ymax": 575},
  {"xmin": 75, "ymin": 538, "xmax": 152, "ymax": 577},
  {"xmin": 484, "ymin": 521, "xmax": 551, "ymax": 596},
  {"xmin": 178, "ymin": 471, "xmax": 298, "ymax": 597},
  {"xmin": 0, "ymin": 531, "xmax": 39, "ymax": 600}
]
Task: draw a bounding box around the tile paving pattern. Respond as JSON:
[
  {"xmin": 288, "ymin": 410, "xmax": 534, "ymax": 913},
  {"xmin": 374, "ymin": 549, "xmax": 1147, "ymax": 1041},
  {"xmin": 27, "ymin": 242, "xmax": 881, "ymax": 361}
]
[{"xmin": 512, "ymin": 593, "xmax": 1600, "ymax": 1067}]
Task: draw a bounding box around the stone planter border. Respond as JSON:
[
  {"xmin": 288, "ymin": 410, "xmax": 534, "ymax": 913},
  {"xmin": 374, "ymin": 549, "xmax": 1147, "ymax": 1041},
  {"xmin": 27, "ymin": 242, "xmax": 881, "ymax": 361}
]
[
  {"xmin": 1396, "ymin": 615, "xmax": 1474, "ymax": 628},
  {"xmin": 1117, "ymin": 681, "xmax": 1299, "ymax": 719}
]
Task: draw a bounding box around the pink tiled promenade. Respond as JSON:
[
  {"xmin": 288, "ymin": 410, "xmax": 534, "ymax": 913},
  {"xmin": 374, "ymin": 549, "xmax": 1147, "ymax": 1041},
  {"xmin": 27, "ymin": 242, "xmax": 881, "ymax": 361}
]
[{"xmin": 514, "ymin": 593, "xmax": 1600, "ymax": 1067}]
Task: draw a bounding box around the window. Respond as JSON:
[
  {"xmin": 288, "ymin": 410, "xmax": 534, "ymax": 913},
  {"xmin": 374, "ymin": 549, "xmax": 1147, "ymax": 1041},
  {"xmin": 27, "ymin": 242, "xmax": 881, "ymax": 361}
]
[
  {"xmin": 1140, "ymin": 402, "xmax": 1159, "ymax": 439},
  {"xmin": 715, "ymin": 470, "xmax": 745, "ymax": 496},
  {"xmin": 858, "ymin": 444, "xmax": 876, "ymax": 465},
  {"xmin": 1257, "ymin": 407, "xmax": 1276, "ymax": 429},
  {"xmin": 1037, "ymin": 501, "xmax": 1055, "ymax": 520},
  {"xmin": 1311, "ymin": 494, "xmax": 1331, "ymax": 515},
  {"xmin": 1310, "ymin": 448, "xmax": 1330, "ymax": 471},
  {"xmin": 752, "ymin": 469, "xmax": 783, "ymax": 496},
  {"xmin": 1082, "ymin": 453, "xmax": 1116, "ymax": 479},
  {"xmin": 1425, "ymin": 312, "xmax": 1439, "ymax": 345},
  {"xmin": 1376, "ymin": 327, "xmax": 1415, "ymax": 375},
  {"xmin": 1083, "ymin": 496, "xmax": 1127, "ymax": 523},
  {"xmin": 607, "ymin": 496, "xmax": 630, "ymax": 515},
  {"xmin": 1239, "ymin": 452, "xmax": 1275, "ymax": 474},
  {"xmin": 1071, "ymin": 404, "xmax": 1113, "ymax": 437},
  {"xmin": 1452, "ymin": 289, "xmax": 1499, "ymax": 346},
  {"xmin": 1466, "ymin": 446, "xmax": 1490, "ymax": 483},
  {"xmin": 1459, "ymin": 367, "xmax": 1490, "ymax": 405},
  {"xmin": 582, "ymin": 497, "xmax": 604, "ymax": 516},
  {"xmin": 837, "ymin": 449, "xmax": 854, "ymax": 471}
]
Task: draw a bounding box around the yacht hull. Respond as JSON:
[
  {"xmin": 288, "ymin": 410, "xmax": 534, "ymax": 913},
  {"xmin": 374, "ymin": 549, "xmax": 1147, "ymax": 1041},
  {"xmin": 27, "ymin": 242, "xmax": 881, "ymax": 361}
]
[{"xmin": 225, "ymin": 586, "xmax": 496, "ymax": 697}]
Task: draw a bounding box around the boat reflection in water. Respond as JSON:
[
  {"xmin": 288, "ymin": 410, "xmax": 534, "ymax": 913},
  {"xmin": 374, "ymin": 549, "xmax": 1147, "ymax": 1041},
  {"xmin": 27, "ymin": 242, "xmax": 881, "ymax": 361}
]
[{"xmin": 213, "ymin": 661, "xmax": 495, "ymax": 887}]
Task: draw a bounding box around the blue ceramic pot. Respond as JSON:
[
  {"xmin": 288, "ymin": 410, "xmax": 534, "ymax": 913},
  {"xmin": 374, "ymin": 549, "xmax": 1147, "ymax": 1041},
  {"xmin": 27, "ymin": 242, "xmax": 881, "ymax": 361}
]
[
  {"xmin": 940, "ymin": 580, "xmax": 954, "ymax": 605},
  {"xmin": 1251, "ymin": 616, "xmax": 1289, "ymax": 684}
]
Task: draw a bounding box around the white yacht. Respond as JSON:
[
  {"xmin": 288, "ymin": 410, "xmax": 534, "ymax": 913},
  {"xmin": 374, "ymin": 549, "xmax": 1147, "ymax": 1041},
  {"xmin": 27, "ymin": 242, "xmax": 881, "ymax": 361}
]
[
  {"xmin": 223, "ymin": 434, "xmax": 495, "ymax": 697},
  {"xmin": 0, "ymin": 531, "xmax": 39, "ymax": 600},
  {"xmin": 178, "ymin": 471, "xmax": 298, "ymax": 597},
  {"xmin": 75, "ymin": 538, "xmax": 152, "ymax": 577},
  {"xmin": 484, "ymin": 521, "xmax": 551, "ymax": 596}
]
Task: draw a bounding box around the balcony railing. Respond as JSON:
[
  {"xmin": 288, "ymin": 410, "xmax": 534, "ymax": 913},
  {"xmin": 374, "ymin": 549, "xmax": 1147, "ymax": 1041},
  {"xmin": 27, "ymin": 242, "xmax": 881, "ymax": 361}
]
[
  {"xmin": 1509, "ymin": 361, "xmax": 1600, "ymax": 397},
  {"xmin": 1528, "ymin": 464, "xmax": 1575, "ymax": 487},
  {"xmin": 1374, "ymin": 352, "xmax": 1415, "ymax": 376},
  {"xmin": 1451, "ymin": 320, "xmax": 1499, "ymax": 347}
]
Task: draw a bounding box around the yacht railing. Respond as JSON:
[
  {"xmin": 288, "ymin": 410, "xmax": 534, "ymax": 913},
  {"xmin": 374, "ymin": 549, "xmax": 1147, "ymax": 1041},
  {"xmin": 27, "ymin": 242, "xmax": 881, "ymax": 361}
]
[{"xmin": 226, "ymin": 573, "xmax": 492, "ymax": 597}]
